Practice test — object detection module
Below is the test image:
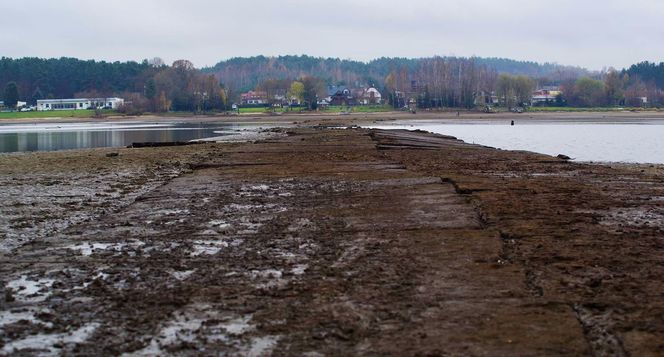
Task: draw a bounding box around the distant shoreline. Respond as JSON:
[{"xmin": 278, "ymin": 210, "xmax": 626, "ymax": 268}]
[{"xmin": 1, "ymin": 110, "xmax": 664, "ymax": 126}]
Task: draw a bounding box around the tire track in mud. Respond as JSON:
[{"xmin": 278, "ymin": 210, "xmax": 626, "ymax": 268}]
[
  {"xmin": 1, "ymin": 129, "xmax": 493, "ymax": 355},
  {"xmin": 372, "ymin": 129, "xmax": 664, "ymax": 356},
  {"xmin": 2, "ymin": 128, "xmax": 661, "ymax": 355}
]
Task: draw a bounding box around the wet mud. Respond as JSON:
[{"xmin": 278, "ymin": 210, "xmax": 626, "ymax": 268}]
[{"xmin": 0, "ymin": 127, "xmax": 662, "ymax": 355}]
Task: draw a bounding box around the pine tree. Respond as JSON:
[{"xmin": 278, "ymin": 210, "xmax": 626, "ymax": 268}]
[{"xmin": 3, "ymin": 82, "xmax": 19, "ymax": 109}]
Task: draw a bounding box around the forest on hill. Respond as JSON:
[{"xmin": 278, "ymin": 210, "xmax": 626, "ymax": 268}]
[
  {"xmin": 201, "ymin": 55, "xmax": 589, "ymax": 93},
  {"xmin": 624, "ymin": 61, "xmax": 664, "ymax": 89},
  {"xmin": 1, "ymin": 55, "xmax": 663, "ymax": 111},
  {"xmin": 0, "ymin": 57, "xmax": 152, "ymax": 103}
]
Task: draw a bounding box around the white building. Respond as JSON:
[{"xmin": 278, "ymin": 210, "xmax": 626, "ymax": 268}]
[
  {"xmin": 37, "ymin": 98, "xmax": 124, "ymax": 111},
  {"xmin": 358, "ymin": 87, "xmax": 382, "ymax": 105}
]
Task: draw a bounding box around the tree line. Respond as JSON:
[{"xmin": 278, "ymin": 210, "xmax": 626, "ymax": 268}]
[
  {"xmin": 0, "ymin": 57, "xmax": 150, "ymax": 103},
  {"xmin": 201, "ymin": 55, "xmax": 589, "ymax": 95},
  {"xmin": 558, "ymin": 66, "xmax": 664, "ymax": 107},
  {"xmin": 0, "ymin": 57, "xmax": 228, "ymax": 113},
  {"xmin": 2, "ymin": 56, "xmax": 664, "ymax": 111}
]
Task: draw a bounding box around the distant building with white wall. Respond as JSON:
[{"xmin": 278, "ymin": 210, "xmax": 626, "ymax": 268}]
[
  {"xmin": 359, "ymin": 87, "xmax": 383, "ymax": 105},
  {"xmin": 37, "ymin": 98, "xmax": 124, "ymax": 111}
]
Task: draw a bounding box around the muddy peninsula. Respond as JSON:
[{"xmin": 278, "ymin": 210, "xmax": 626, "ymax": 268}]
[{"xmin": 0, "ymin": 114, "xmax": 663, "ymax": 355}]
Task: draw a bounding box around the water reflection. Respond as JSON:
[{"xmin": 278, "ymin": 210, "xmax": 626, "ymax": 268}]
[{"xmin": 0, "ymin": 122, "xmax": 256, "ymax": 153}]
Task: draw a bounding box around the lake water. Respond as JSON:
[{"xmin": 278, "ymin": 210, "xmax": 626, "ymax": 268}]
[
  {"xmin": 371, "ymin": 118, "xmax": 664, "ymax": 164},
  {"xmin": 0, "ymin": 122, "xmax": 268, "ymax": 153}
]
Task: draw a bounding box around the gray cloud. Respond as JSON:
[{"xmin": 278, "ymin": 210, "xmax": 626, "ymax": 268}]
[{"xmin": 1, "ymin": 0, "xmax": 662, "ymax": 70}]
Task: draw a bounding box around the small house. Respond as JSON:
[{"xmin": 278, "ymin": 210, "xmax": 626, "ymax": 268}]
[
  {"xmin": 328, "ymin": 86, "xmax": 355, "ymax": 106},
  {"xmin": 240, "ymin": 91, "xmax": 268, "ymax": 105},
  {"xmin": 358, "ymin": 87, "xmax": 382, "ymax": 105},
  {"xmin": 532, "ymin": 89, "xmax": 561, "ymax": 105}
]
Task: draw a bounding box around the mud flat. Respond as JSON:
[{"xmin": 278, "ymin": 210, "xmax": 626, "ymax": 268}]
[{"xmin": 0, "ymin": 127, "xmax": 662, "ymax": 355}]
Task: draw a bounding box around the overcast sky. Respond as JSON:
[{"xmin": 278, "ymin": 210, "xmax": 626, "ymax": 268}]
[{"xmin": 1, "ymin": 0, "xmax": 662, "ymax": 70}]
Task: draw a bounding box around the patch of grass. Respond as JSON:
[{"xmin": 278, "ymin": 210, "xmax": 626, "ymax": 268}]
[
  {"xmin": 238, "ymin": 107, "xmax": 271, "ymax": 114},
  {"xmin": 528, "ymin": 106, "xmax": 658, "ymax": 112},
  {"xmin": 237, "ymin": 105, "xmax": 394, "ymax": 114},
  {"xmin": 0, "ymin": 110, "xmax": 114, "ymax": 120},
  {"xmin": 238, "ymin": 107, "xmax": 310, "ymax": 114},
  {"xmin": 320, "ymin": 105, "xmax": 393, "ymax": 113}
]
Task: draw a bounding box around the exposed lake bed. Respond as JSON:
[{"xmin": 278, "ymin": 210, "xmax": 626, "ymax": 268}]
[{"xmin": 1, "ymin": 113, "xmax": 663, "ymax": 355}]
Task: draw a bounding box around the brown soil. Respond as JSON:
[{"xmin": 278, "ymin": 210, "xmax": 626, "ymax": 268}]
[{"xmin": 0, "ymin": 127, "xmax": 662, "ymax": 356}]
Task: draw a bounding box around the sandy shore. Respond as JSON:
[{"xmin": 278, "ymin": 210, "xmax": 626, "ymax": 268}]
[{"xmin": 0, "ymin": 124, "xmax": 662, "ymax": 355}]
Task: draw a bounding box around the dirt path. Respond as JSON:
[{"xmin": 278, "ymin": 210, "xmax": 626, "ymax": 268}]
[{"xmin": 0, "ymin": 128, "xmax": 662, "ymax": 355}]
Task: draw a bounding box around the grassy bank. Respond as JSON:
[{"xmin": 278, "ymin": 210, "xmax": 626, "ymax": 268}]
[
  {"xmin": 237, "ymin": 105, "xmax": 393, "ymax": 115},
  {"xmin": 0, "ymin": 109, "xmax": 114, "ymax": 120},
  {"xmin": 4, "ymin": 105, "xmax": 661, "ymax": 120},
  {"xmin": 320, "ymin": 105, "xmax": 393, "ymax": 113},
  {"xmin": 527, "ymin": 106, "xmax": 659, "ymax": 112},
  {"xmin": 238, "ymin": 107, "xmax": 309, "ymax": 114}
]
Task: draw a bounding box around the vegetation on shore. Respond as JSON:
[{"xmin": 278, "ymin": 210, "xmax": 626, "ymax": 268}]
[
  {"xmin": 2, "ymin": 56, "xmax": 664, "ymax": 115},
  {"xmin": 0, "ymin": 109, "xmax": 114, "ymax": 120},
  {"xmin": 527, "ymin": 106, "xmax": 661, "ymax": 112}
]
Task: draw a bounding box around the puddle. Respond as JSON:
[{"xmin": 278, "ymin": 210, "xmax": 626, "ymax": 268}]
[
  {"xmin": 1, "ymin": 322, "xmax": 100, "ymax": 355},
  {"xmin": 129, "ymin": 316, "xmax": 205, "ymax": 355},
  {"xmin": 171, "ymin": 270, "xmax": 196, "ymax": 281},
  {"xmin": 291, "ymin": 264, "xmax": 309, "ymax": 276},
  {"xmin": 250, "ymin": 269, "xmax": 285, "ymax": 289},
  {"xmin": 196, "ymin": 229, "xmax": 222, "ymax": 236},
  {"xmin": 191, "ymin": 240, "xmax": 229, "ymax": 256},
  {"xmin": 237, "ymin": 184, "xmax": 275, "ymax": 197},
  {"xmin": 6, "ymin": 276, "xmax": 55, "ymax": 302},
  {"xmin": 222, "ymin": 315, "xmax": 254, "ymax": 335},
  {"xmin": 245, "ymin": 185, "xmax": 270, "ymax": 192},
  {"xmin": 125, "ymin": 304, "xmax": 260, "ymax": 356},
  {"xmin": 240, "ymin": 222, "xmax": 263, "ymax": 230},
  {"xmin": 0, "ymin": 308, "xmax": 54, "ymax": 329},
  {"xmin": 67, "ymin": 240, "xmax": 145, "ymax": 256},
  {"xmin": 246, "ymin": 336, "xmax": 280, "ymax": 357},
  {"xmin": 250, "ymin": 270, "xmax": 283, "ymax": 279},
  {"xmin": 208, "ymin": 220, "xmax": 231, "ymax": 229}
]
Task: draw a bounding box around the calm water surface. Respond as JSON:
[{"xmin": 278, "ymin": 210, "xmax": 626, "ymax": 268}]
[
  {"xmin": 372, "ymin": 118, "xmax": 664, "ymax": 164},
  {"xmin": 0, "ymin": 122, "xmax": 271, "ymax": 153}
]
